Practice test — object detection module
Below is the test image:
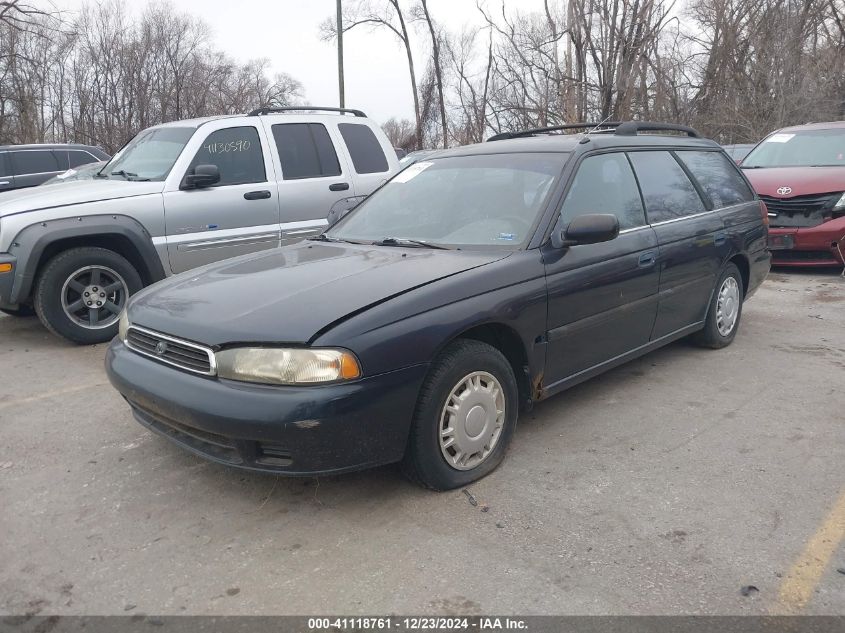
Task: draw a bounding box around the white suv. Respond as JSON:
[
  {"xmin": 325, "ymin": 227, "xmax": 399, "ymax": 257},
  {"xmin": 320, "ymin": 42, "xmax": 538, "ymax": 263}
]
[{"xmin": 0, "ymin": 106, "xmax": 398, "ymax": 343}]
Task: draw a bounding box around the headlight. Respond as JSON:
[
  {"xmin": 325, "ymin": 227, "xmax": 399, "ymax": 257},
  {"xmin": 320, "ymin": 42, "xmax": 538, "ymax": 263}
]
[
  {"xmin": 118, "ymin": 310, "xmax": 129, "ymax": 342},
  {"xmin": 833, "ymin": 192, "xmax": 845, "ymax": 210},
  {"xmin": 215, "ymin": 348, "xmax": 361, "ymax": 385}
]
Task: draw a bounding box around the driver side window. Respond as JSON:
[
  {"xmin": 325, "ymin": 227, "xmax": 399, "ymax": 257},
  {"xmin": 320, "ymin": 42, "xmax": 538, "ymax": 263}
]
[
  {"xmin": 560, "ymin": 153, "xmax": 646, "ymax": 230},
  {"xmin": 188, "ymin": 126, "xmax": 266, "ymax": 187}
]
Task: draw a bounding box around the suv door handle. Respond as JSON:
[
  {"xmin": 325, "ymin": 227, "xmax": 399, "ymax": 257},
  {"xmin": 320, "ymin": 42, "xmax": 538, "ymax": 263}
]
[
  {"xmin": 329, "ymin": 182, "xmax": 350, "ymax": 192},
  {"xmin": 714, "ymin": 232, "xmax": 727, "ymax": 246},
  {"xmin": 244, "ymin": 190, "xmax": 271, "ymax": 200},
  {"xmin": 638, "ymin": 251, "xmax": 657, "ymax": 267},
  {"xmin": 0, "ymin": 181, "xmax": 9, "ymax": 186}
]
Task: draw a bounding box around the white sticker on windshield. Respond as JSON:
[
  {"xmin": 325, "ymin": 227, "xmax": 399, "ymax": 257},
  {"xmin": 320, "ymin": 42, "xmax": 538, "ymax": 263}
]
[
  {"xmin": 766, "ymin": 133, "xmax": 795, "ymax": 143},
  {"xmin": 392, "ymin": 161, "xmax": 434, "ymax": 183}
]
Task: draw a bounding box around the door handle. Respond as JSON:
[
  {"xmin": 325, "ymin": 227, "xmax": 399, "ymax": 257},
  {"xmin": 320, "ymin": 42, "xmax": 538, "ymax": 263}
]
[
  {"xmin": 329, "ymin": 182, "xmax": 350, "ymax": 192},
  {"xmin": 714, "ymin": 232, "xmax": 727, "ymax": 246},
  {"xmin": 244, "ymin": 190, "xmax": 271, "ymax": 200},
  {"xmin": 638, "ymin": 251, "xmax": 657, "ymax": 267},
  {"xmin": 0, "ymin": 181, "xmax": 9, "ymax": 186}
]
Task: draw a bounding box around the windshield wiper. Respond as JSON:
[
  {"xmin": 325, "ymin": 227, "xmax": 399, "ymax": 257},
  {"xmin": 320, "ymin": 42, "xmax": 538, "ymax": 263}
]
[
  {"xmin": 307, "ymin": 234, "xmax": 367, "ymax": 245},
  {"xmin": 109, "ymin": 169, "xmax": 150, "ymax": 181},
  {"xmin": 373, "ymin": 237, "xmax": 451, "ymax": 250}
]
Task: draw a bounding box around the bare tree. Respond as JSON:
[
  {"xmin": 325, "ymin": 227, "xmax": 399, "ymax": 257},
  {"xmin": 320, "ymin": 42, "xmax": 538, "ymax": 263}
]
[{"xmin": 321, "ymin": 0, "xmax": 423, "ymax": 148}]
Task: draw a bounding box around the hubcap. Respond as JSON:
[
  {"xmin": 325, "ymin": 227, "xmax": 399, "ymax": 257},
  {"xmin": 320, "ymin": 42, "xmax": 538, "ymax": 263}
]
[
  {"xmin": 716, "ymin": 276, "xmax": 740, "ymax": 337},
  {"xmin": 61, "ymin": 265, "xmax": 128, "ymax": 329},
  {"xmin": 439, "ymin": 371, "xmax": 506, "ymax": 471}
]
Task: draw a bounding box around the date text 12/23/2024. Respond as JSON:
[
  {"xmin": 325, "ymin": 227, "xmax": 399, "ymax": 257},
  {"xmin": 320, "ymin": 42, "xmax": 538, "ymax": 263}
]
[{"xmin": 307, "ymin": 618, "xmax": 528, "ymax": 631}]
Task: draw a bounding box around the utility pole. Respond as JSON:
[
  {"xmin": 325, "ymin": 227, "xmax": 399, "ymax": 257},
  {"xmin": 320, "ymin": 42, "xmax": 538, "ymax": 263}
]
[{"xmin": 337, "ymin": 0, "xmax": 345, "ymax": 108}]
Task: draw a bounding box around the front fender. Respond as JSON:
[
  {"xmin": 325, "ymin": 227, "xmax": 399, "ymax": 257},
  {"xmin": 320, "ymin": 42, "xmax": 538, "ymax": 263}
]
[{"xmin": 6, "ymin": 214, "xmax": 166, "ymax": 304}]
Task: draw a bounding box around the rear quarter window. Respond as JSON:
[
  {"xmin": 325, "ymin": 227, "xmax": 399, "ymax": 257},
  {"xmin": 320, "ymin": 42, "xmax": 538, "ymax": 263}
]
[
  {"xmin": 676, "ymin": 150, "xmax": 755, "ymax": 208},
  {"xmin": 338, "ymin": 123, "xmax": 389, "ymax": 174}
]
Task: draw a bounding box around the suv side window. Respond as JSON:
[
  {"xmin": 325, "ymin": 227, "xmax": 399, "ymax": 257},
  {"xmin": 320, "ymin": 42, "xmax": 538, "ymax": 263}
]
[
  {"xmin": 675, "ymin": 150, "xmax": 755, "ymax": 208},
  {"xmin": 338, "ymin": 123, "xmax": 389, "ymax": 174},
  {"xmin": 272, "ymin": 123, "xmax": 341, "ymax": 180},
  {"xmin": 0, "ymin": 152, "xmax": 8, "ymax": 177},
  {"xmin": 188, "ymin": 126, "xmax": 266, "ymax": 186},
  {"xmin": 69, "ymin": 150, "xmax": 97, "ymax": 168},
  {"xmin": 560, "ymin": 152, "xmax": 646, "ymax": 230},
  {"xmin": 10, "ymin": 150, "xmax": 60, "ymax": 175},
  {"xmin": 628, "ymin": 151, "xmax": 706, "ymax": 223}
]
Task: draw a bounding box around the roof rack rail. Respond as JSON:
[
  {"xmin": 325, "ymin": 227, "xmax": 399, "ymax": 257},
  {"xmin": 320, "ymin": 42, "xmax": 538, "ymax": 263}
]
[
  {"xmin": 487, "ymin": 122, "xmax": 621, "ymax": 142},
  {"xmin": 248, "ymin": 106, "xmax": 367, "ymax": 118},
  {"xmin": 487, "ymin": 120, "xmax": 700, "ymax": 142},
  {"xmin": 614, "ymin": 121, "xmax": 700, "ymax": 137}
]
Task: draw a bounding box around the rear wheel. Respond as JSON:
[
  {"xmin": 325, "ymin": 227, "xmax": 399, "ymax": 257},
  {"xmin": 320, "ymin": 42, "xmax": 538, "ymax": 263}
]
[
  {"xmin": 692, "ymin": 262, "xmax": 744, "ymax": 349},
  {"xmin": 34, "ymin": 247, "xmax": 142, "ymax": 344},
  {"xmin": 401, "ymin": 339, "xmax": 519, "ymax": 490}
]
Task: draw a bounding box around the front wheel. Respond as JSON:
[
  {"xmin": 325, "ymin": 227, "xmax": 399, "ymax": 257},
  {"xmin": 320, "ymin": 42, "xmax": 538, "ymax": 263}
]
[
  {"xmin": 401, "ymin": 339, "xmax": 519, "ymax": 490},
  {"xmin": 691, "ymin": 262, "xmax": 744, "ymax": 349},
  {"xmin": 34, "ymin": 247, "xmax": 143, "ymax": 344}
]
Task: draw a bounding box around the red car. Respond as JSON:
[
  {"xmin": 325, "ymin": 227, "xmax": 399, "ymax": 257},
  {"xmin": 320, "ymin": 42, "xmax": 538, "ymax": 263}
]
[{"xmin": 741, "ymin": 121, "xmax": 845, "ymax": 267}]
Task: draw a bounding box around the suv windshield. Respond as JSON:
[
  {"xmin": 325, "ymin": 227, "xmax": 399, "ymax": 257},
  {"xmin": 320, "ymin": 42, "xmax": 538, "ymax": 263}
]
[
  {"xmin": 327, "ymin": 153, "xmax": 567, "ymax": 249},
  {"xmin": 99, "ymin": 127, "xmax": 195, "ymax": 181},
  {"xmin": 742, "ymin": 128, "xmax": 845, "ymax": 168}
]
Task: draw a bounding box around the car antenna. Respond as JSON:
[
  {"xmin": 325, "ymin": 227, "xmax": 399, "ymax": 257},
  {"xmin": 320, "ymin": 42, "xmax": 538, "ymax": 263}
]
[{"xmin": 579, "ymin": 115, "xmax": 614, "ymax": 144}]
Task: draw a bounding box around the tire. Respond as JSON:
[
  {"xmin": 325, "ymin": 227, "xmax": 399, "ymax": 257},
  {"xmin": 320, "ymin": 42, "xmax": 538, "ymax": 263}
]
[
  {"xmin": 0, "ymin": 305, "xmax": 35, "ymax": 317},
  {"xmin": 33, "ymin": 247, "xmax": 143, "ymax": 345},
  {"xmin": 401, "ymin": 339, "xmax": 519, "ymax": 490},
  {"xmin": 691, "ymin": 262, "xmax": 744, "ymax": 349}
]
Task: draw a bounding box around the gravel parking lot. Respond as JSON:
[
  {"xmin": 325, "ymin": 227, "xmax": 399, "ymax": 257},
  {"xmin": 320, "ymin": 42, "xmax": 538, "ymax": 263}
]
[{"xmin": 1, "ymin": 270, "xmax": 843, "ymax": 616}]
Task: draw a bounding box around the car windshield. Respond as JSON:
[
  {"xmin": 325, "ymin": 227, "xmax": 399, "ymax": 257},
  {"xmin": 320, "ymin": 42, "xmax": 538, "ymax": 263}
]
[
  {"xmin": 742, "ymin": 128, "xmax": 845, "ymax": 168},
  {"xmin": 99, "ymin": 127, "xmax": 195, "ymax": 181},
  {"xmin": 327, "ymin": 153, "xmax": 567, "ymax": 249}
]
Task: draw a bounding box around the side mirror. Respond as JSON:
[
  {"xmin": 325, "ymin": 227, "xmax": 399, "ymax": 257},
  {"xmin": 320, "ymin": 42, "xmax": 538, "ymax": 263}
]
[
  {"xmin": 181, "ymin": 164, "xmax": 220, "ymax": 189},
  {"xmin": 551, "ymin": 213, "xmax": 620, "ymax": 248}
]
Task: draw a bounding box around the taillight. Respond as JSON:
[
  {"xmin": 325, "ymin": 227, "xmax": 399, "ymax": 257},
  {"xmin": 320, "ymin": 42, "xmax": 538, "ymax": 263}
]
[{"xmin": 760, "ymin": 200, "xmax": 769, "ymax": 227}]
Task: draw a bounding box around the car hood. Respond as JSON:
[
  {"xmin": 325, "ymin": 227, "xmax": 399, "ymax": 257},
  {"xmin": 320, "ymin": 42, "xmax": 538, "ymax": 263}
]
[
  {"xmin": 0, "ymin": 179, "xmax": 164, "ymax": 218},
  {"xmin": 128, "ymin": 241, "xmax": 511, "ymax": 347},
  {"xmin": 743, "ymin": 166, "xmax": 845, "ymax": 197}
]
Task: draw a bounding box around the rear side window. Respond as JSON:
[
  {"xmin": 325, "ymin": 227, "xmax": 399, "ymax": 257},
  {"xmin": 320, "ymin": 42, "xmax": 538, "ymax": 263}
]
[
  {"xmin": 0, "ymin": 153, "xmax": 8, "ymax": 177},
  {"xmin": 69, "ymin": 150, "xmax": 98, "ymax": 168},
  {"xmin": 272, "ymin": 123, "xmax": 341, "ymax": 180},
  {"xmin": 188, "ymin": 126, "xmax": 266, "ymax": 186},
  {"xmin": 628, "ymin": 151, "xmax": 706, "ymax": 223},
  {"xmin": 676, "ymin": 150, "xmax": 754, "ymax": 208},
  {"xmin": 338, "ymin": 123, "xmax": 389, "ymax": 174},
  {"xmin": 560, "ymin": 152, "xmax": 646, "ymax": 230},
  {"xmin": 10, "ymin": 150, "xmax": 60, "ymax": 175}
]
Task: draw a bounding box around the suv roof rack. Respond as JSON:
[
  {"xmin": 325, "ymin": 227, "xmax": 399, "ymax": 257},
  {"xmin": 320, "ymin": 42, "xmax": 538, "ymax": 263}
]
[
  {"xmin": 248, "ymin": 106, "xmax": 367, "ymax": 118},
  {"xmin": 487, "ymin": 120, "xmax": 700, "ymax": 142}
]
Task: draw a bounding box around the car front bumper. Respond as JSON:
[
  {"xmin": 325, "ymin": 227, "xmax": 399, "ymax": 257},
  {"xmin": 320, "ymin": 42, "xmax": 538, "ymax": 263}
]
[
  {"xmin": 769, "ymin": 217, "xmax": 845, "ymax": 267},
  {"xmin": 0, "ymin": 253, "xmax": 17, "ymax": 309},
  {"xmin": 105, "ymin": 338, "xmax": 429, "ymax": 475}
]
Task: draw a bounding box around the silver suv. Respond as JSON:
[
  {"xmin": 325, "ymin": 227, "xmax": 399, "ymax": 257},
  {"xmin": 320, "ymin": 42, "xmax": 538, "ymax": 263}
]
[{"xmin": 0, "ymin": 107, "xmax": 398, "ymax": 343}]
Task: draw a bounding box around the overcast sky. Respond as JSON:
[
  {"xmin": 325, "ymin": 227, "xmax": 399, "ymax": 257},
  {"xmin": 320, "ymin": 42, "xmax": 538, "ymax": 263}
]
[{"xmin": 56, "ymin": 0, "xmax": 552, "ymax": 124}]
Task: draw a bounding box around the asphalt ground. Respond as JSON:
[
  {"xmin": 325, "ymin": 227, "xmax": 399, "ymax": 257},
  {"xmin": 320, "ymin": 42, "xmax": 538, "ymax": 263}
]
[{"xmin": 1, "ymin": 269, "xmax": 843, "ymax": 616}]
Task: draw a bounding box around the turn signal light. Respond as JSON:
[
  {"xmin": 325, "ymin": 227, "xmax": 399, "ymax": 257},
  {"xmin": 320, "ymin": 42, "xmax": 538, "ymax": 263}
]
[
  {"xmin": 340, "ymin": 352, "xmax": 361, "ymax": 380},
  {"xmin": 760, "ymin": 201, "xmax": 769, "ymax": 227},
  {"xmin": 0, "ymin": 263, "xmax": 12, "ymax": 274}
]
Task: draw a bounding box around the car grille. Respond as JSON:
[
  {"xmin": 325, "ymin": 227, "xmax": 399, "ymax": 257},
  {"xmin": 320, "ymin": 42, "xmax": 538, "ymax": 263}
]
[
  {"xmin": 760, "ymin": 193, "xmax": 840, "ymax": 228},
  {"xmin": 125, "ymin": 326, "xmax": 215, "ymax": 376}
]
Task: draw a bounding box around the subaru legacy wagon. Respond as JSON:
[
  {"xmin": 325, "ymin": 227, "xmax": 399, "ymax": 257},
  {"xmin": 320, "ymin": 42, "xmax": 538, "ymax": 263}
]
[{"xmin": 106, "ymin": 121, "xmax": 770, "ymax": 490}]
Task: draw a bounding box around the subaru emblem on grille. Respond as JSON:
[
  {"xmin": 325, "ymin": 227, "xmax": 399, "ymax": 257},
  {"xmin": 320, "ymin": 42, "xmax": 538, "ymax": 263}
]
[
  {"xmin": 776, "ymin": 186, "xmax": 792, "ymax": 196},
  {"xmin": 154, "ymin": 341, "xmax": 168, "ymax": 356}
]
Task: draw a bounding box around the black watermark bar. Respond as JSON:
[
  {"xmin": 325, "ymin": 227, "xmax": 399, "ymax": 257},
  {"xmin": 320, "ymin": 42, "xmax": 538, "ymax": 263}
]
[{"xmin": 1, "ymin": 617, "xmax": 844, "ymax": 633}]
